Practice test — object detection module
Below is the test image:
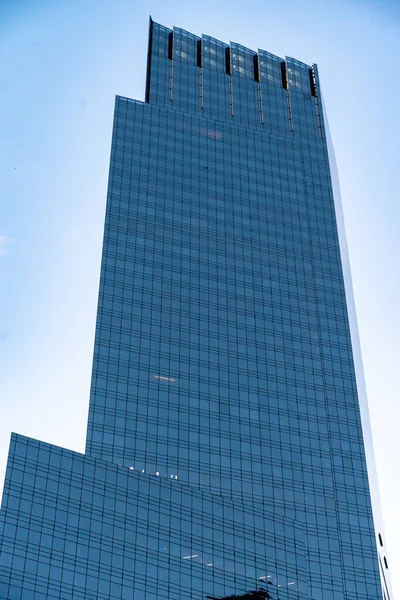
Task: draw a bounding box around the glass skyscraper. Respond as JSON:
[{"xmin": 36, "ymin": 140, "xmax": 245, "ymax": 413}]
[{"xmin": 0, "ymin": 18, "xmax": 392, "ymax": 600}]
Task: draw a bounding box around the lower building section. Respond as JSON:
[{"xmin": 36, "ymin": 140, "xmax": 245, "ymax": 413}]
[{"xmin": 0, "ymin": 434, "xmax": 307, "ymax": 600}]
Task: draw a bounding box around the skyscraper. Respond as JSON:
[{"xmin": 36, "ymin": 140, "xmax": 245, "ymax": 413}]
[{"xmin": 0, "ymin": 17, "xmax": 392, "ymax": 600}]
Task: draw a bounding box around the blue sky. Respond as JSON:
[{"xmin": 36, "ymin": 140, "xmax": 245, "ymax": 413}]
[{"xmin": 1, "ymin": 0, "xmax": 399, "ymax": 594}]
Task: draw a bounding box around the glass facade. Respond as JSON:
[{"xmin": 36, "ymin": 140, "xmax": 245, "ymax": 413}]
[{"xmin": 0, "ymin": 18, "xmax": 391, "ymax": 600}]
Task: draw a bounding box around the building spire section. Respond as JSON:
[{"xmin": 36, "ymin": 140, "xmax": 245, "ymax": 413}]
[{"xmin": 146, "ymin": 20, "xmax": 322, "ymax": 138}]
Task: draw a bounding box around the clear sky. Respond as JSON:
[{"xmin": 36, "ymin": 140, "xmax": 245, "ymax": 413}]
[{"xmin": 1, "ymin": 0, "xmax": 399, "ymax": 594}]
